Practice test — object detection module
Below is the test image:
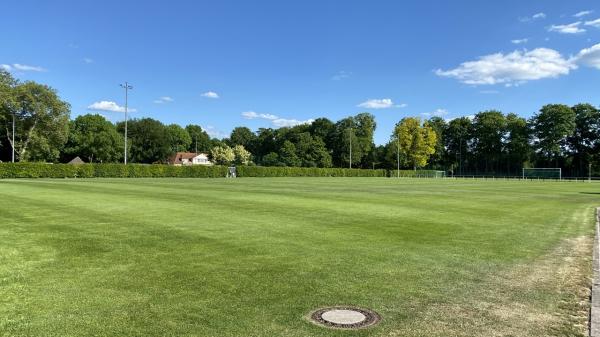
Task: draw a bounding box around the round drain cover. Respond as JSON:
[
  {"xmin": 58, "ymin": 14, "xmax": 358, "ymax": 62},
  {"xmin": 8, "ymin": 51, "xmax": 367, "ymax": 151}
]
[{"xmin": 310, "ymin": 306, "xmax": 381, "ymax": 329}]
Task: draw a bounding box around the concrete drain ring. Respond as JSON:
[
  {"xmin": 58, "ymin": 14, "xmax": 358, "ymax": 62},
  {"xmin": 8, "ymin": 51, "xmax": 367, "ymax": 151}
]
[{"xmin": 310, "ymin": 306, "xmax": 381, "ymax": 329}]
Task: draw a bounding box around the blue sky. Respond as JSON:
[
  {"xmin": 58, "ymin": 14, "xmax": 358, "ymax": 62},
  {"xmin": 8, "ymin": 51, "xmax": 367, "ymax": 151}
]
[{"xmin": 2, "ymin": 0, "xmax": 600, "ymax": 144}]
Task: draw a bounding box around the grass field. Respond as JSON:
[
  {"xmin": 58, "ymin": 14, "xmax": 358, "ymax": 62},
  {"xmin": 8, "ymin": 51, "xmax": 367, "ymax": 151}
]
[{"xmin": 0, "ymin": 177, "xmax": 598, "ymax": 337}]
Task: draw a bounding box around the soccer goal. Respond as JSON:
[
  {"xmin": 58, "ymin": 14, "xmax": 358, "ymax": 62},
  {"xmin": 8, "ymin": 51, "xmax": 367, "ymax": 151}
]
[
  {"xmin": 414, "ymin": 170, "xmax": 446, "ymax": 178},
  {"xmin": 522, "ymin": 168, "xmax": 561, "ymax": 180}
]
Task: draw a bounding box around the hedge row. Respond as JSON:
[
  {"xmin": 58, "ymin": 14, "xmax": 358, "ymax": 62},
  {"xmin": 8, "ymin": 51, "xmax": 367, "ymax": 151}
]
[
  {"xmin": 0, "ymin": 163, "xmax": 228, "ymax": 179},
  {"xmin": 389, "ymin": 170, "xmax": 446, "ymax": 178},
  {"xmin": 236, "ymin": 166, "xmax": 387, "ymax": 177},
  {"xmin": 0, "ymin": 163, "xmax": 437, "ymax": 179}
]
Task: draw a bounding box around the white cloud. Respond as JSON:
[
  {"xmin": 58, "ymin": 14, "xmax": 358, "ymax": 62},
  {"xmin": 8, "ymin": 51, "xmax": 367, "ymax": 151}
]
[
  {"xmin": 435, "ymin": 48, "xmax": 576, "ymax": 86},
  {"xmin": 241, "ymin": 111, "xmax": 312, "ymax": 127},
  {"xmin": 357, "ymin": 98, "xmax": 395, "ymax": 109},
  {"xmin": 272, "ymin": 118, "xmax": 315, "ymax": 127},
  {"xmin": 573, "ymin": 43, "xmax": 600, "ymax": 69},
  {"xmin": 87, "ymin": 101, "xmax": 136, "ymax": 113},
  {"xmin": 202, "ymin": 125, "xmax": 226, "ymax": 138},
  {"xmin": 422, "ymin": 109, "xmax": 449, "ymax": 118},
  {"xmin": 548, "ymin": 22, "xmax": 586, "ymax": 34},
  {"xmin": 154, "ymin": 96, "xmax": 173, "ymax": 104},
  {"xmin": 332, "ymin": 70, "xmax": 352, "ymax": 80},
  {"xmin": 520, "ymin": 12, "xmax": 546, "ymax": 22},
  {"xmin": 574, "ymin": 10, "xmax": 593, "ymax": 18},
  {"xmin": 1, "ymin": 63, "xmax": 46, "ymax": 72},
  {"xmin": 83, "ymin": 58, "xmax": 93, "ymax": 64},
  {"xmin": 201, "ymin": 91, "xmax": 219, "ymax": 99},
  {"xmin": 358, "ymin": 98, "xmax": 394, "ymax": 109},
  {"xmin": 585, "ymin": 18, "xmax": 600, "ymax": 28},
  {"xmin": 242, "ymin": 111, "xmax": 278, "ymax": 120},
  {"xmin": 511, "ymin": 38, "xmax": 528, "ymax": 44}
]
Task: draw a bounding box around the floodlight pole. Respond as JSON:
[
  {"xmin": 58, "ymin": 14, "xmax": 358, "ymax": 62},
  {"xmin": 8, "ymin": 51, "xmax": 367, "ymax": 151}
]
[
  {"xmin": 397, "ymin": 136, "xmax": 400, "ymax": 178},
  {"xmin": 120, "ymin": 82, "xmax": 133, "ymax": 165},
  {"xmin": 590, "ymin": 163, "xmax": 592, "ymax": 182},
  {"xmin": 11, "ymin": 112, "xmax": 15, "ymax": 163},
  {"xmin": 349, "ymin": 127, "xmax": 352, "ymax": 169}
]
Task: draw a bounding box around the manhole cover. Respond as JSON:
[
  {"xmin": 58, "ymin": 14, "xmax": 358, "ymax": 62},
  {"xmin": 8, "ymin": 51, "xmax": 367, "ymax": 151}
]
[{"xmin": 310, "ymin": 306, "xmax": 381, "ymax": 329}]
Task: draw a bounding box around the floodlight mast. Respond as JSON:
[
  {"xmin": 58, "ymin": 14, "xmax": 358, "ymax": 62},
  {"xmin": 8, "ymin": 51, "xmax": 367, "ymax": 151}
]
[
  {"xmin": 11, "ymin": 112, "xmax": 15, "ymax": 163},
  {"xmin": 349, "ymin": 127, "xmax": 352, "ymax": 169},
  {"xmin": 120, "ymin": 82, "xmax": 133, "ymax": 164},
  {"xmin": 396, "ymin": 136, "xmax": 400, "ymax": 178}
]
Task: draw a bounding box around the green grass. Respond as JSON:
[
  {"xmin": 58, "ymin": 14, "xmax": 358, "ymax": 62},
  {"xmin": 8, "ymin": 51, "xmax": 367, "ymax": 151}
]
[{"xmin": 0, "ymin": 177, "xmax": 598, "ymax": 337}]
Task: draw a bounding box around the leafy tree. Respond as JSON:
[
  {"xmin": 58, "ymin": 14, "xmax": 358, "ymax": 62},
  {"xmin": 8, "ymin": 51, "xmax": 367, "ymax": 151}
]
[
  {"xmin": 261, "ymin": 152, "xmax": 283, "ymax": 166},
  {"xmin": 531, "ymin": 104, "xmax": 575, "ymax": 164},
  {"xmin": 255, "ymin": 128, "xmax": 278, "ymax": 160},
  {"xmin": 63, "ymin": 114, "xmax": 123, "ymax": 163},
  {"xmin": 444, "ymin": 117, "xmax": 473, "ymax": 175},
  {"xmin": 567, "ymin": 103, "xmax": 600, "ymax": 176},
  {"xmin": 279, "ymin": 140, "xmax": 301, "ymax": 167},
  {"xmin": 309, "ymin": 118, "xmax": 335, "ymax": 150},
  {"xmin": 0, "ymin": 75, "xmax": 70, "ymax": 162},
  {"xmin": 229, "ymin": 127, "xmax": 257, "ymax": 152},
  {"xmin": 210, "ymin": 145, "xmax": 235, "ymax": 165},
  {"xmin": 504, "ymin": 113, "xmax": 530, "ymax": 174},
  {"xmin": 394, "ymin": 117, "xmax": 437, "ymax": 169},
  {"xmin": 118, "ymin": 118, "xmax": 170, "ymax": 163},
  {"xmin": 471, "ymin": 111, "xmax": 506, "ymax": 173},
  {"xmin": 185, "ymin": 124, "xmax": 211, "ymax": 153},
  {"xmin": 233, "ymin": 144, "xmax": 252, "ymax": 165},
  {"xmin": 425, "ymin": 117, "xmax": 447, "ymax": 169},
  {"xmin": 166, "ymin": 124, "xmax": 192, "ymax": 153}
]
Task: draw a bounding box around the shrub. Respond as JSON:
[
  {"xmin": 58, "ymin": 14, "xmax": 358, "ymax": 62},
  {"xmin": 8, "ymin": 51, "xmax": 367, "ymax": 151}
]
[{"xmin": 0, "ymin": 163, "xmax": 228, "ymax": 179}]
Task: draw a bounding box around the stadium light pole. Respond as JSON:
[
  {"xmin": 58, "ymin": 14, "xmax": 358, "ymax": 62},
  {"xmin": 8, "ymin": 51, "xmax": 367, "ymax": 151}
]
[
  {"xmin": 590, "ymin": 163, "xmax": 592, "ymax": 182},
  {"xmin": 396, "ymin": 135, "xmax": 400, "ymax": 178},
  {"xmin": 120, "ymin": 82, "xmax": 133, "ymax": 165},
  {"xmin": 349, "ymin": 127, "xmax": 352, "ymax": 169},
  {"xmin": 11, "ymin": 112, "xmax": 15, "ymax": 163}
]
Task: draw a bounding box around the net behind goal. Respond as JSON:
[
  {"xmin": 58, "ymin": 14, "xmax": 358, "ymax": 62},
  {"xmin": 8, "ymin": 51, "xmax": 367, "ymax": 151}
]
[{"xmin": 522, "ymin": 168, "xmax": 561, "ymax": 180}]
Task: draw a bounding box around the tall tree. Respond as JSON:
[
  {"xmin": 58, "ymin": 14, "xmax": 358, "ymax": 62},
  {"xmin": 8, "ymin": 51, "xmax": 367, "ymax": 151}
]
[
  {"xmin": 425, "ymin": 117, "xmax": 447, "ymax": 169},
  {"xmin": 63, "ymin": 114, "xmax": 123, "ymax": 163},
  {"xmin": 166, "ymin": 124, "xmax": 192, "ymax": 153},
  {"xmin": 233, "ymin": 145, "xmax": 252, "ymax": 165},
  {"xmin": 0, "ymin": 73, "xmax": 70, "ymax": 162},
  {"xmin": 531, "ymin": 104, "xmax": 575, "ymax": 165},
  {"xmin": 229, "ymin": 127, "xmax": 257, "ymax": 152},
  {"xmin": 332, "ymin": 113, "xmax": 376, "ymax": 168},
  {"xmin": 118, "ymin": 118, "xmax": 170, "ymax": 163},
  {"xmin": 279, "ymin": 140, "xmax": 301, "ymax": 167},
  {"xmin": 567, "ymin": 103, "xmax": 600, "ymax": 176},
  {"xmin": 309, "ymin": 118, "xmax": 335, "ymax": 150},
  {"xmin": 394, "ymin": 117, "xmax": 437, "ymax": 170},
  {"xmin": 444, "ymin": 117, "xmax": 473, "ymax": 175},
  {"xmin": 471, "ymin": 111, "xmax": 506, "ymax": 173},
  {"xmin": 210, "ymin": 145, "xmax": 235, "ymax": 165},
  {"xmin": 504, "ymin": 113, "xmax": 530, "ymax": 174},
  {"xmin": 185, "ymin": 124, "xmax": 211, "ymax": 153}
]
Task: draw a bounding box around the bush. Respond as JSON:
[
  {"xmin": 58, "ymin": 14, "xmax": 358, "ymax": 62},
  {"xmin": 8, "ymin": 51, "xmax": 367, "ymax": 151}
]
[
  {"xmin": 389, "ymin": 170, "xmax": 446, "ymax": 178},
  {"xmin": 0, "ymin": 163, "xmax": 441, "ymax": 179},
  {"xmin": 236, "ymin": 166, "xmax": 387, "ymax": 177},
  {"xmin": 0, "ymin": 163, "xmax": 228, "ymax": 179}
]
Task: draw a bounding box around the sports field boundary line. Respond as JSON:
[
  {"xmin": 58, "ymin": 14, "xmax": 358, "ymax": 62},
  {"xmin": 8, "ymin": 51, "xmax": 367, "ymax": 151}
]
[{"xmin": 590, "ymin": 207, "xmax": 600, "ymax": 336}]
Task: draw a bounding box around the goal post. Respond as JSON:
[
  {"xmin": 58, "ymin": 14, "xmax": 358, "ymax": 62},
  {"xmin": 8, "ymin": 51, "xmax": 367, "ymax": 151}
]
[{"xmin": 522, "ymin": 168, "xmax": 561, "ymax": 180}]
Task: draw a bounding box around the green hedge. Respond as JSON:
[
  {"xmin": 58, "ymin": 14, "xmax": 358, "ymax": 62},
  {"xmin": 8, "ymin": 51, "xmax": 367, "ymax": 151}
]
[
  {"xmin": 0, "ymin": 163, "xmax": 227, "ymax": 179},
  {"xmin": 236, "ymin": 166, "xmax": 387, "ymax": 177},
  {"xmin": 389, "ymin": 170, "xmax": 446, "ymax": 178},
  {"xmin": 0, "ymin": 163, "xmax": 445, "ymax": 179}
]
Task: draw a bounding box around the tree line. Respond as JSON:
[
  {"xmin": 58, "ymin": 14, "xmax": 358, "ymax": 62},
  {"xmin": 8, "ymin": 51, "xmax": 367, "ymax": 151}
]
[{"xmin": 1, "ymin": 70, "xmax": 598, "ymax": 177}]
